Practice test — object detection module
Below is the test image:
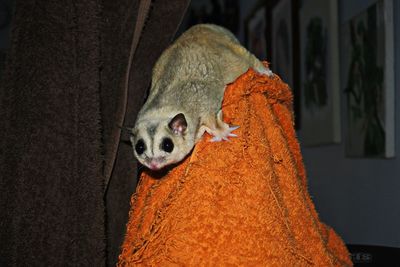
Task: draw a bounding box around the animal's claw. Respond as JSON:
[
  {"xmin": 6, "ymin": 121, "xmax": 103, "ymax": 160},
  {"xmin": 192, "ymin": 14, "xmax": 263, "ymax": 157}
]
[
  {"xmin": 209, "ymin": 125, "xmax": 240, "ymax": 142},
  {"xmin": 210, "ymin": 136, "xmax": 221, "ymax": 142}
]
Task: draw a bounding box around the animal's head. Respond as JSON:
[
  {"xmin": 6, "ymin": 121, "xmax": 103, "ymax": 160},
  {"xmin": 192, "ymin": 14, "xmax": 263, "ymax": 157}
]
[{"xmin": 130, "ymin": 113, "xmax": 195, "ymax": 170}]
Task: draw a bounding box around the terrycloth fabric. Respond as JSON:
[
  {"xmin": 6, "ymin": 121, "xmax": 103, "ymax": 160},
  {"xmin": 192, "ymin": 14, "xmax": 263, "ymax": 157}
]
[{"xmin": 118, "ymin": 66, "xmax": 352, "ymax": 266}]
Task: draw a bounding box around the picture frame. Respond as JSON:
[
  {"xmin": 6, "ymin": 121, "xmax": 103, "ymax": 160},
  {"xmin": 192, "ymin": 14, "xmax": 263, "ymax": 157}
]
[
  {"xmin": 341, "ymin": 0, "xmax": 395, "ymax": 158},
  {"xmin": 298, "ymin": 0, "xmax": 341, "ymax": 146},
  {"xmin": 270, "ymin": 0, "xmax": 300, "ymax": 128},
  {"xmin": 271, "ymin": 0, "xmax": 294, "ymax": 89}
]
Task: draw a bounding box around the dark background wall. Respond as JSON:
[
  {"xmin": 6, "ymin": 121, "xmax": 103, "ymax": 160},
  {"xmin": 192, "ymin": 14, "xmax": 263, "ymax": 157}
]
[
  {"xmin": 0, "ymin": 0, "xmax": 13, "ymax": 78},
  {"xmin": 300, "ymin": 0, "xmax": 400, "ymax": 248}
]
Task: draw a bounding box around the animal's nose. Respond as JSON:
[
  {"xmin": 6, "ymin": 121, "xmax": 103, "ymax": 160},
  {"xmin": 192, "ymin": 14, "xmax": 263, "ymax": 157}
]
[
  {"xmin": 148, "ymin": 159, "xmax": 164, "ymax": 170},
  {"xmin": 149, "ymin": 162, "xmax": 159, "ymax": 170}
]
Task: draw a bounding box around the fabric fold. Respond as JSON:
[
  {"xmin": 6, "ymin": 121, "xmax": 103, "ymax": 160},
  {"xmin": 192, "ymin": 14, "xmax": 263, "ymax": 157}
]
[{"xmin": 118, "ymin": 65, "xmax": 352, "ymax": 266}]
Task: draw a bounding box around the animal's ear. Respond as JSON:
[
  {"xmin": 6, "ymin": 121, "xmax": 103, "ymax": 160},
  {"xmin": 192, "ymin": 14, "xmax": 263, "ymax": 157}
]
[{"xmin": 168, "ymin": 113, "xmax": 187, "ymax": 135}]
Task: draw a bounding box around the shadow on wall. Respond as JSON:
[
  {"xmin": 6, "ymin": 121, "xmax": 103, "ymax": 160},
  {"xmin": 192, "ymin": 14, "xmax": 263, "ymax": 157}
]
[
  {"xmin": 0, "ymin": 0, "xmax": 14, "ymax": 80},
  {"xmin": 179, "ymin": 0, "xmax": 241, "ymax": 36}
]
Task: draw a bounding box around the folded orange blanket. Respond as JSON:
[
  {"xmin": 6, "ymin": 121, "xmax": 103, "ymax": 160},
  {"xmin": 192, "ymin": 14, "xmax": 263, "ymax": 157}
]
[{"xmin": 118, "ymin": 66, "xmax": 352, "ymax": 266}]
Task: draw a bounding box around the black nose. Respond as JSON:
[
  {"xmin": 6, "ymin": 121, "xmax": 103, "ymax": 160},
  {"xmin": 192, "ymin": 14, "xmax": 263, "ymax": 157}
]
[
  {"xmin": 161, "ymin": 138, "xmax": 174, "ymax": 153},
  {"xmin": 135, "ymin": 139, "xmax": 146, "ymax": 155}
]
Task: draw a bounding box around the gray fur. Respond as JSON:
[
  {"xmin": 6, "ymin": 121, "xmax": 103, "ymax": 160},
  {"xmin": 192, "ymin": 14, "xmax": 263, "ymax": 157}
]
[{"xmin": 131, "ymin": 24, "xmax": 272, "ymax": 170}]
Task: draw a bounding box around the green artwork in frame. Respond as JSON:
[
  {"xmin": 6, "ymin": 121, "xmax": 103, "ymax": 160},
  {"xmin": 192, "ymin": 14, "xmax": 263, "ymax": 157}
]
[
  {"xmin": 342, "ymin": 0, "xmax": 395, "ymax": 158},
  {"xmin": 299, "ymin": 0, "xmax": 340, "ymax": 146}
]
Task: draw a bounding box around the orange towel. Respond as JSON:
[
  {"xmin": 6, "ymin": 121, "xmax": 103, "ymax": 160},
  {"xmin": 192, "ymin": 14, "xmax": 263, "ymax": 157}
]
[{"xmin": 118, "ymin": 66, "xmax": 352, "ymax": 266}]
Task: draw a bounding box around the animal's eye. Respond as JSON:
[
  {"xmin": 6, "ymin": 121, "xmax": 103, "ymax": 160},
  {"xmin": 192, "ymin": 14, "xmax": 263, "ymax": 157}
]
[
  {"xmin": 135, "ymin": 139, "xmax": 146, "ymax": 155},
  {"xmin": 161, "ymin": 138, "xmax": 174, "ymax": 153}
]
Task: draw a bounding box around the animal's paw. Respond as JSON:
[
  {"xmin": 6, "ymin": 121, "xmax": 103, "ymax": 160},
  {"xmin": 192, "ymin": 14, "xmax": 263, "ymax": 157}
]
[
  {"xmin": 210, "ymin": 125, "xmax": 240, "ymax": 142},
  {"xmin": 256, "ymin": 66, "xmax": 274, "ymax": 77},
  {"xmin": 209, "ymin": 110, "xmax": 239, "ymax": 142}
]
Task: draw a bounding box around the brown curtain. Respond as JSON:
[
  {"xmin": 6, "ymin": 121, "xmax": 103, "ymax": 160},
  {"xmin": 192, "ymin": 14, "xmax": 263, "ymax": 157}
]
[{"xmin": 0, "ymin": 0, "xmax": 190, "ymax": 266}]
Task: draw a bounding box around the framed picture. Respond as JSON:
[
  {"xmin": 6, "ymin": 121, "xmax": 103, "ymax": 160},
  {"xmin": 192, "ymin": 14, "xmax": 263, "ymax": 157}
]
[
  {"xmin": 271, "ymin": 0, "xmax": 293, "ymax": 89},
  {"xmin": 299, "ymin": 0, "xmax": 341, "ymax": 146},
  {"xmin": 270, "ymin": 0, "xmax": 300, "ymax": 128},
  {"xmin": 341, "ymin": 0, "xmax": 395, "ymax": 158}
]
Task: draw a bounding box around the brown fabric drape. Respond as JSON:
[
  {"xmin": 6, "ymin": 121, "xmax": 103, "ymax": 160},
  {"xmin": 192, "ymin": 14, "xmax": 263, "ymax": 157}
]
[
  {"xmin": 102, "ymin": 1, "xmax": 190, "ymax": 264},
  {"xmin": 0, "ymin": 0, "xmax": 190, "ymax": 266}
]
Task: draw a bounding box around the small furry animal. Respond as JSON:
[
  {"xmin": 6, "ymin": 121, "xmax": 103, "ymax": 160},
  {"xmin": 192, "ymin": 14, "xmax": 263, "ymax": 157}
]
[{"xmin": 130, "ymin": 24, "xmax": 272, "ymax": 170}]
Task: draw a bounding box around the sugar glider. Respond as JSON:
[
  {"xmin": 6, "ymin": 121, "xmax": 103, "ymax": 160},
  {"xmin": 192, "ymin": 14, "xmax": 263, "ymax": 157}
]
[{"xmin": 130, "ymin": 24, "xmax": 273, "ymax": 170}]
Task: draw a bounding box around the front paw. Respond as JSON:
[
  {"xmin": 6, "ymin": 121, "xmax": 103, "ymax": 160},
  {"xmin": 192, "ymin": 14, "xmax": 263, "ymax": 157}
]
[
  {"xmin": 209, "ymin": 110, "xmax": 239, "ymax": 142},
  {"xmin": 210, "ymin": 125, "xmax": 239, "ymax": 142},
  {"xmin": 256, "ymin": 66, "xmax": 274, "ymax": 77}
]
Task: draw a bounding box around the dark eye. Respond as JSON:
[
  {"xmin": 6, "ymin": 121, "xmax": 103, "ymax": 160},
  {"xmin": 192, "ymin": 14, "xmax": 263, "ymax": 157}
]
[
  {"xmin": 161, "ymin": 138, "xmax": 174, "ymax": 153},
  {"xmin": 135, "ymin": 139, "xmax": 146, "ymax": 155}
]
